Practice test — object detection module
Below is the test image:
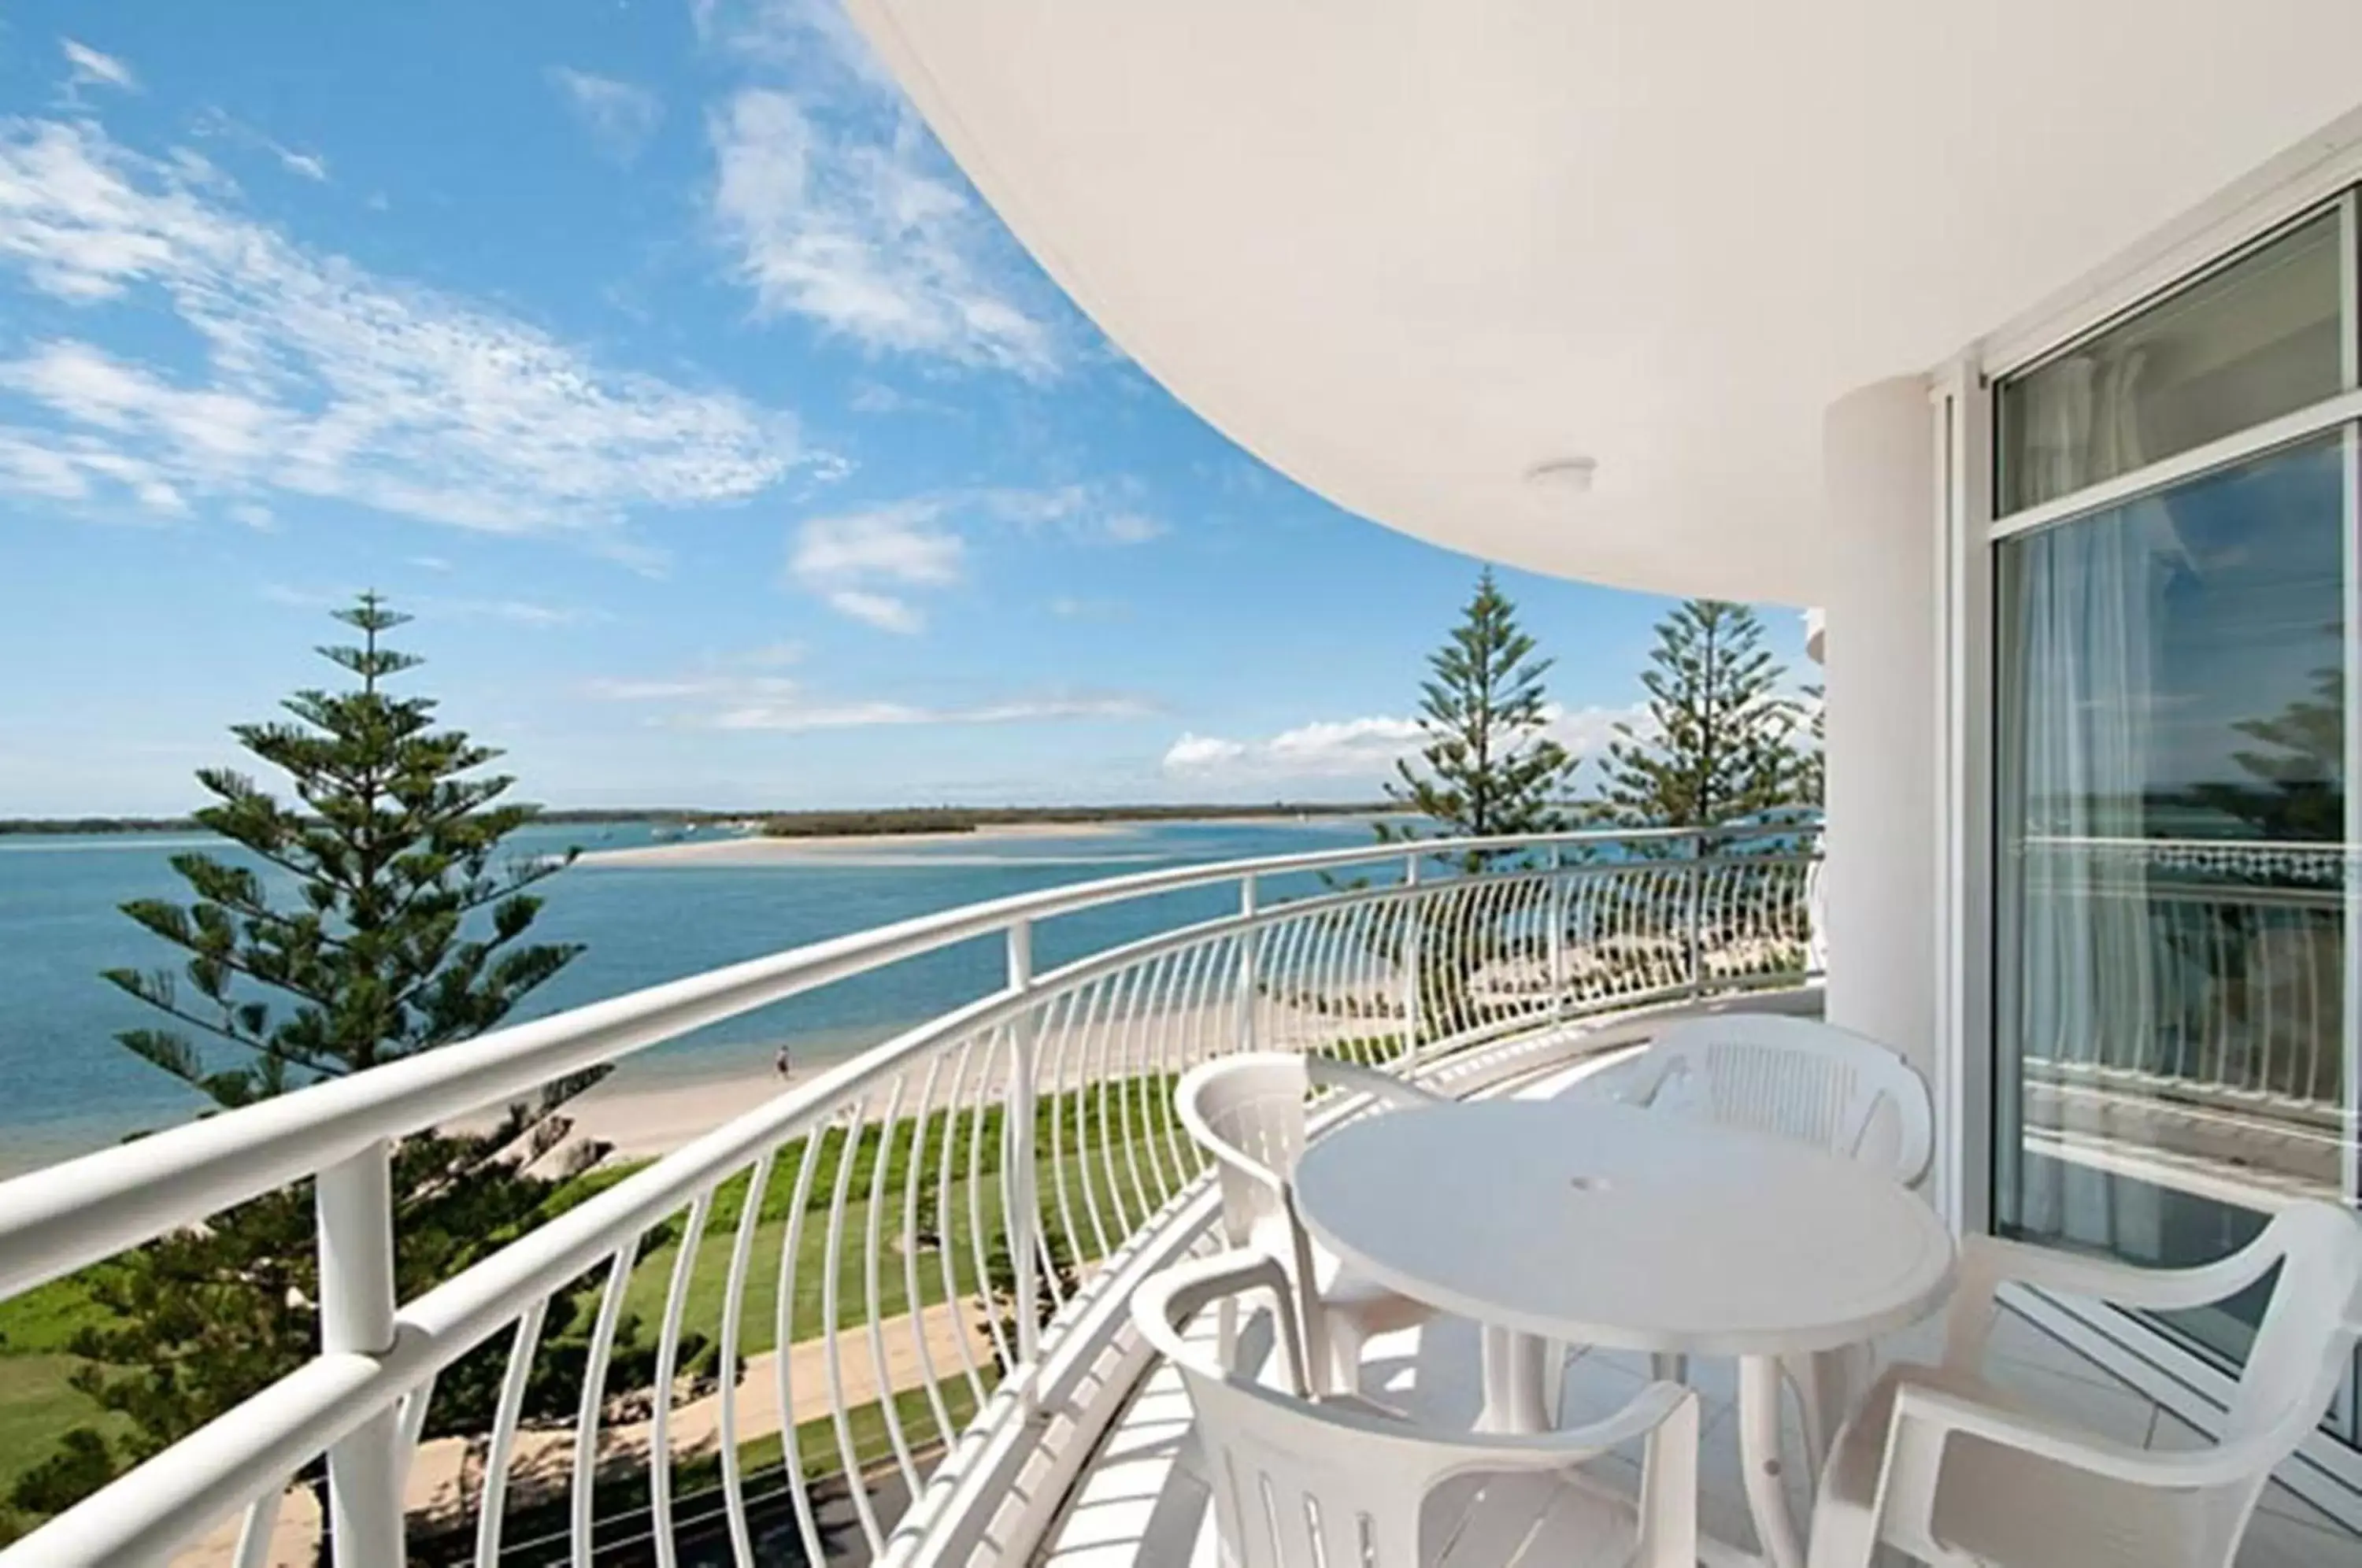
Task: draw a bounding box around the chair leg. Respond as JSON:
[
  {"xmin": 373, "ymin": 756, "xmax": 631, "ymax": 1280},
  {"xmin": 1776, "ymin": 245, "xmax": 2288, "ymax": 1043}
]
[{"xmin": 1216, "ymin": 1292, "xmax": 1240, "ymax": 1372}]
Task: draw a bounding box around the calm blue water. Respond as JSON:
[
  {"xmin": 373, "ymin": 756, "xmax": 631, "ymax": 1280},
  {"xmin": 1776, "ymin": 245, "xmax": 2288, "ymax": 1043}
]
[{"xmin": 0, "ymin": 818, "xmax": 1379, "ymax": 1173}]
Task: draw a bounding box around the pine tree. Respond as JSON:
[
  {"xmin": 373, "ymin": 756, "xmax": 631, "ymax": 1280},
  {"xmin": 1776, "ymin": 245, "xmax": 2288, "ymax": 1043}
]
[
  {"xmin": 1379, "ymin": 569, "xmax": 1575, "ymax": 863},
  {"xmin": 46, "ymin": 594, "xmax": 637, "ymax": 1534},
  {"xmin": 1586, "ymin": 599, "xmax": 1808, "ymax": 828},
  {"xmin": 1794, "ymin": 683, "xmax": 1825, "ymax": 810},
  {"xmin": 102, "ymin": 593, "xmax": 582, "ymax": 1096},
  {"xmin": 1351, "ymin": 571, "xmax": 1575, "ymax": 1044}
]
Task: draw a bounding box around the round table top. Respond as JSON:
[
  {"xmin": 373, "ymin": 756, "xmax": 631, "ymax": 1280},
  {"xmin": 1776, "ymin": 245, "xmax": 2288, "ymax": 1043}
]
[{"xmin": 1292, "ymin": 1099, "xmax": 1955, "ymax": 1357}]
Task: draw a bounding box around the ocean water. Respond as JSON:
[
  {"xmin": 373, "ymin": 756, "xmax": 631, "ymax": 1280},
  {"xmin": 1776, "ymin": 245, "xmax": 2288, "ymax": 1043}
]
[{"xmin": 0, "ymin": 817, "xmax": 1379, "ymax": 1174}]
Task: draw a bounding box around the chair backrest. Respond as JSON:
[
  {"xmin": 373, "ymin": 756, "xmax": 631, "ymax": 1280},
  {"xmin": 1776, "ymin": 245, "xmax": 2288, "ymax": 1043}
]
[
  {"xmin": 1629, "ymin": 1013, "xmax": 1934, "ymax": 1184},
  {"xmin": 2223, "ymin": 1203, "xmax": 2362, "ymax": 1445},
  {"xmin": 1133, "ymin": 1252, "xmax": 1697, "ymax": 1568},
  {"xmin": 1176, "ymin": 1053, "xmax": 1312, "ymax": 1248}
]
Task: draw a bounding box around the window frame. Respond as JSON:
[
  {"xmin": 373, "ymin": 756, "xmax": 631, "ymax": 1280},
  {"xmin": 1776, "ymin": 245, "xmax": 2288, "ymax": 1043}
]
[{"xmin": 1960, "ymin": 179, "xmax": 2362, "ymax": 1477}]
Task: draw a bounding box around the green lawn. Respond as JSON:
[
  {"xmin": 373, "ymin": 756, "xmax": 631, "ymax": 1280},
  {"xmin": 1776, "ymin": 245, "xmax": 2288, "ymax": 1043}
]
[
  {"xmin": 0, "ymin": 1071, "xmax": 1196, "ymax": 1518},
  {"xmin": 0, "ymin": 1277, "xmax": 107, "ymax": 1359},
  {"xmin": 0, "ymin": 1356, "xmax": 130, "ymax": 1497},
  {"xmin": 602, "ymin": 1122, "xmax": 1180, "ymax": 1362}
]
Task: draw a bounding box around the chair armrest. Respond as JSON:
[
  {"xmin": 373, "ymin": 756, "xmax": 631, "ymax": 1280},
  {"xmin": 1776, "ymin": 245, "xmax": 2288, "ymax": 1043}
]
[
  {"xmin": 1134, "ymin": 1248, "xmax": 1308, "ymax": 1394},
  {"xmin": 1873, "ymin": 1378, "xmax": 2282, "ymax": 1551},
  {"xmin": 1944, "ymin": 1233, "xmax": 2279, "ymax": 1368},
  {"xmin": 1306, "ymin": 1055, "xmax": 1447, "ymax": 1111},
  {"xmin": 1963, "ymin": 1234, "xmax": 2272, "ymax": 1311}
]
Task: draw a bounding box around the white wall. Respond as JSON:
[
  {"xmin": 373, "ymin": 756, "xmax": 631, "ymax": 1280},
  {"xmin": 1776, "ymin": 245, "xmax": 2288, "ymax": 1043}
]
[{"xmin": 1820, "ymin": 378, "xmax": 1944, "ymax": 1204}]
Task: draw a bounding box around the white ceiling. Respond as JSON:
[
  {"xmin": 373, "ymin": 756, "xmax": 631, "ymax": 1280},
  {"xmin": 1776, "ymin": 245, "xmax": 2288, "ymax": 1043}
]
[{"xmin": 846, "ymin": 2, "xmax": 2362, "ymax": 603}]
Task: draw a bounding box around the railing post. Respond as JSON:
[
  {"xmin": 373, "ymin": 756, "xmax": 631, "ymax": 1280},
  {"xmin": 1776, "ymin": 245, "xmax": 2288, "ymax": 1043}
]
[
  {"xmin": 1401, "ymin": 852, "xmax": 1423, "ymax": 1053},
  {"xmin": 1238, "ymin": 873, "xmax": 1260, "ymax": 1052},
  {"xmin": 1549, "ymin": 841, "xmax": 1569, "ymax": 1021},
  {"xmin": 1003, "ymin": 919, "xmax": 1042, "ymax": 1399},
  {"xmin": 1684, "ymin": 830, "xmax": 1706, "ymax": 996},
  {"xmin": 317, "ymin": 1141, "xmax": 404, "ymax": 1568}
]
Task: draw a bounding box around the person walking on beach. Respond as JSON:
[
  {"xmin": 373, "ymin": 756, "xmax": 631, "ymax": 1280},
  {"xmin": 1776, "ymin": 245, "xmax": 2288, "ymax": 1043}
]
[{"xmin": 774, "ymin": 1045, "xmax": 793, "ymax": 1082}]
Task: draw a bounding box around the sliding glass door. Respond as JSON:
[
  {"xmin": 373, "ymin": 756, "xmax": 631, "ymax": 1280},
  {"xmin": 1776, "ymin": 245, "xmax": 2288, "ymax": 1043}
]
[{"xmin": 1990, "ymin": 202, "xmax": 2359, "ymax": 1384}]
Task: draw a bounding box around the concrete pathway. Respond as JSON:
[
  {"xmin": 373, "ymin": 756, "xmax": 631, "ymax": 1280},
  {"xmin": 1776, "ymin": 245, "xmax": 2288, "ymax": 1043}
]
[{"xmin": 173, "ymin": 1297, "xmax": 993, "ymax": 1566}]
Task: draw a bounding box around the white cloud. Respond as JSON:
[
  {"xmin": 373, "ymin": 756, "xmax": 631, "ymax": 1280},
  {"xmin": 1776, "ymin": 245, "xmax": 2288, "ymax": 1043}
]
[
  {"xmin": 824, "ymin": 587, "xmax": 922, "ymax": 634},
  {"xmin": 708, "ymin": 692, "xmax": 1150, "ymax": 731},
  {"xmin": 1163, "ymin": 733, "xmax": 1248, "ymax": 771},
  {"xmin": 0, "ymin": 118, "xmax": 805, "ymax": 548},
  {"xmin": 702, "ymin": 11, "xmax": 1061, "ymax": 379},
  {"xmin": 785, "ymin": 483, "xmax": 1159, "ymax": 631},
  {"xmin": 61, "ymin": 40, "xmax": 139, "ymax": 98},
  {"xmin": 229, "ymin": 501, "xmax": 275, "ymax": 531},
  {"xmin": 549, "ymin": 68, "xmax": 662, "ymax": 164},
  {"xmin": 192, "ymin": 109, "xmax": 329, "ymax": 183},
  {"xmin": 1164, "ymin": 705, "xmax": 1638, "ymax": 784},
  {"xmin": 845, "ymin": 379, "xmax": 939, "ymax": 416},
  {"xmin": 407, "ymin": 554, "xmax": 453, "ymax": 572},
  {"xmin": 695, "ymin": 0, "xmax": 898, "ymax": 89},
  {"xmin": 587, "ymin": 665, "xmax": 1152, "ymax": 730},
  {"xmin": 263, "ymin": 582, "xmax": 597, "ymax": 626},
  {"xmin": 978, "ymin": 483, "xmax": 1164, "ymax": 545},
  {"xmin": 790, "ymin": 500, "xmax": 963, "ymax": 632},
  {"xmin": 587, "ymin": 674, "xmax": 799, "ymax": 701},
  {"xmin": 1101, "ymin": 512, "xmax": 1165, "ymax": 545},
  {"xmin": 793, "ymin": 501, "xmax": 962, "ymax": 584},
  {"xmin": 732, "ymin": 639, "xmax": 803, "ymax": 668},
  {"xmin": 1162, "ymin": 716, "xmax": 1417, "ymax": 782},
  {"xmin": 425, "ymin": 597, "xmax": 600, "ymax": 627}
]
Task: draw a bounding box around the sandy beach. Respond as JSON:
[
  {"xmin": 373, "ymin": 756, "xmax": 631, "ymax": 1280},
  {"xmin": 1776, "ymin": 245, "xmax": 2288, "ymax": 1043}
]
[
  {"xmin": 575, "ymin": 819, "xmax": 1133, "ymax": 867},
  {"xmin": 563, "ymin": 1063, "xmax": 830, "ymax": 1160},
  {"xmin": 553, "ymin": 985, "xmax": 1376, "ymax": 1166}
]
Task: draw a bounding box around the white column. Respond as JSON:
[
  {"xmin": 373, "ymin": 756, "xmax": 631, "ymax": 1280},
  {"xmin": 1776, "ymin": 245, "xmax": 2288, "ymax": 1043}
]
[{"xmin": 1821, "ymin": 377, "xmax": 1942, "ymax": 1200}]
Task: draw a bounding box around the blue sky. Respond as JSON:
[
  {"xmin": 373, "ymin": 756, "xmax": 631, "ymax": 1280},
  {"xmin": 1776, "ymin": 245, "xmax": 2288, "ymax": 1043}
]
[{"xmin": 0, "ymin": 2, "xmax": 1807, "ymax": 816}]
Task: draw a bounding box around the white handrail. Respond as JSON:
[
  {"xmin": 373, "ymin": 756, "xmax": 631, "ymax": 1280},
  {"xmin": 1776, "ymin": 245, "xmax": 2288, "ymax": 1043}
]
[{"xmin": 0, "ymin": 824, "xmax": 1822, "ymax": 1567}]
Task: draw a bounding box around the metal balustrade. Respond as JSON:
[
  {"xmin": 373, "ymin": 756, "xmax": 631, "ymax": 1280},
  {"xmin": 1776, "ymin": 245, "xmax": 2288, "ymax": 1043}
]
[
  {"xmin": 2014, "ymin": 838, "xmax": 2347, "ymax": 1110},
  {"xmin": 0, "ymin": 826, "xmax": 1819, "ymax": 1566}
]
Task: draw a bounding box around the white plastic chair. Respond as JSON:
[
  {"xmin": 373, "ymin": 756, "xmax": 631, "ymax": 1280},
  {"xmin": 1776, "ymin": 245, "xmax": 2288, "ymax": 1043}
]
[
  {"xmin": 1589, "ymin": 1013, "xmax": 1935, "ymax": 1464},
  {"xmin": 1612, "ymin": 1012, "xmax": 1934, "ymax": 1187},
  {"xmin": 1176, "ymin": 1052, "xmax": 1446, "ymax": 1394},
  {"xmin": 1808, "ymin": 1201, "xmax": 2362, "ymax": 1568},
  {"xmin": 1135, "ymin": 1249, "xmax": 1701, "ymax": 1568}
]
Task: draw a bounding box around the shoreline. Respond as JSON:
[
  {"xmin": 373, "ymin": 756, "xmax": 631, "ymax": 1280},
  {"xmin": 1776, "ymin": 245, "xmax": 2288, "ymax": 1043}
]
[
  {"xmin": 572, "ymin": 813, "xmax": 1375, "ymax": 868},
  {"xmin": 557, "ymin": 989, "xmax": 1318, "ymax": 1165},
  {"xmin": 563, "ymin": 1059, "xmax": 832, "ymax": 1161},
  {"xmin": 575, "ymin": 819, "xmax": 1136, "ymax": 867}
]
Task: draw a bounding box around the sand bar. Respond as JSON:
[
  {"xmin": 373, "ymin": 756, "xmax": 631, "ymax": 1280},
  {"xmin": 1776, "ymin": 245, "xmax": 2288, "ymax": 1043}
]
[{"xmin": 576, "ymin": 819, "xmax": 1133, "ymax": 867}]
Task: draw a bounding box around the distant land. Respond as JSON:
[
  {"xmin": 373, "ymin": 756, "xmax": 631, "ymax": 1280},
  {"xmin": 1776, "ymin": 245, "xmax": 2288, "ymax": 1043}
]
[{"xmin": 0, "ymin": 802, "xmax": 1393, "ymax": 838}]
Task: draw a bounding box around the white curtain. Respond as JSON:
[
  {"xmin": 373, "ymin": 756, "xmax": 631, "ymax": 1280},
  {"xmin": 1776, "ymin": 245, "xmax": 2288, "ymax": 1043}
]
[{"xmin": 2009, "ymin": 351, "xmax": 2175, "ymax": 1262}]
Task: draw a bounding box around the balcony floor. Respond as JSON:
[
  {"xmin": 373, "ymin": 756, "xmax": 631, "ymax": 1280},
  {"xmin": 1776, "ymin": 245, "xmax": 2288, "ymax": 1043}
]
[{"xmin": 1036, "ymin": 1063, "xmax": 2362, "ymax": 1568}]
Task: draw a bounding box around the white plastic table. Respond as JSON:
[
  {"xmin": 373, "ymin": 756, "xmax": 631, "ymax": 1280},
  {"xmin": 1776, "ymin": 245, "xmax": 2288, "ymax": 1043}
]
[{"xmin": 1291, "ymin": 1099, "xmax": 1954, "ymax": 1568}]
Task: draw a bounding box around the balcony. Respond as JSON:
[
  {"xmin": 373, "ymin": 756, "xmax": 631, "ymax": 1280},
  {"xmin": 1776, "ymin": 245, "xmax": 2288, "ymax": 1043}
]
[{"xmin": 0, "ymin": 825, "xmax": 2350, "ymax": 1566}]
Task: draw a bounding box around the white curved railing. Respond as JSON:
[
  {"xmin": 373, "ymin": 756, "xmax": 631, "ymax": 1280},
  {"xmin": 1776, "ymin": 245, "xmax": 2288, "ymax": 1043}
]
[
  {"xmin": 2013, "ymin": 836, "xmax": 2346, "ymax": 1109},
  {"xmin": 0, "ymin": 825, "xmax": 1820, "ymax": 1566}
]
